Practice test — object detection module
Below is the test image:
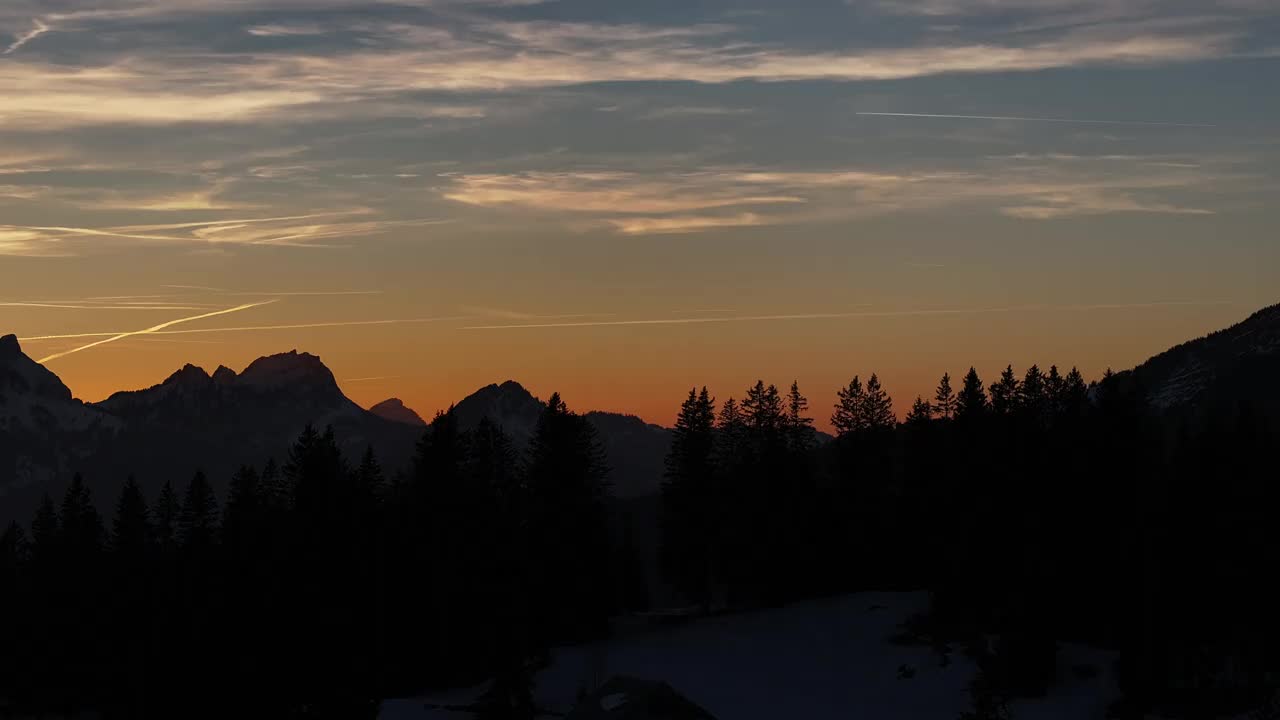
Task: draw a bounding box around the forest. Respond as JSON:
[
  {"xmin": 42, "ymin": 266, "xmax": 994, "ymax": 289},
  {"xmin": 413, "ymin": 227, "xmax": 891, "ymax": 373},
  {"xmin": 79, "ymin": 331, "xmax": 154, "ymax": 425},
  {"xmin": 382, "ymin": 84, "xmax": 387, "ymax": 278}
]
[{"xmin": 0, "ymin": 364, "xmax": 1276, "ymax": 719}]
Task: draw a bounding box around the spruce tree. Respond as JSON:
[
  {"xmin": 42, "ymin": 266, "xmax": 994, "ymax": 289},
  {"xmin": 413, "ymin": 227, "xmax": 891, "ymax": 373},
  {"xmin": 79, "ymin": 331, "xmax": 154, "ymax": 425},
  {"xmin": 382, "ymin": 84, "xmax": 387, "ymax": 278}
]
[
  {"xmin": 524, "ymin": 392, "xmax": 611, "ymax": 643},
  {"xmin": 661, "ymin": 387, "xmax": 718, "ymax": 606},
  {"xmin": 906, "ymin": 397, "xmax": 934, "ymax": 426},
  {"xmin": 786, "ymin": 381, "xmax": 816, "ymax": 450},
  {"xmin": 1019, "ymin": 364, "xmax": 1048, "ymax": 420},
  {"xmin": 989, "ymin": 365, "xmax": 1021, "ymax": 416},
  {"xmin": 955, "ymin": 368, "xmax": 989, "ymax": 422},
  {"xmin": 862, "ymin": 374, "xmax": 895, "ymax": 430},
  {"xmin": 111, "ymin": 477, "xmax": 151, "ymax": 560},
  {"xmin": 934, "ymin": 372, "xmax": 957, "ymax": 420},
  {"xmin": 30, "ymin": 493, "xmax": 60, "ymax": 565},
  {"xmin": 178, "ymin": 471, "xmax": 219, "ymax": 551},
  {"xmin": 831, "ymin": 376, "xmax": 866, "ymax": 436},
  {"xmin": 153, "ymin": 480, "xmax": 180, "ymax": 553},
  {"xmin": 742, "ymin": 381, "xmax": 785, "ymax": 434},
  {"xmin": 222, "ymin": 465, "xmax": 261, "ymax": 554}
]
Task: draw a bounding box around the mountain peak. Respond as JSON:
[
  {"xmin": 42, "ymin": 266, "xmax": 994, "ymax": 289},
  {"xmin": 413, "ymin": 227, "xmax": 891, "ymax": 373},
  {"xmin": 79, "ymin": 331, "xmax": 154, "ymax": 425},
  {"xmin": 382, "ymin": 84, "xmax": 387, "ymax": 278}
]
[
  {"xmin": 370, "ymin": 398, "xmax": 427, "ymax": 427},
  {"xmin": 164, "ymin": 364, "xmax": 211, "ymax": 386},
  {"xmin": 0, "ymin": 334, "xmax": 20, "ymax": 357},
  {"xmin": 238, "ymin": 350, "xmax": 338, "ymax": 392},
  {"xmin": 212, "ymin": 365, "xmax": 238, "ymax": 384}
]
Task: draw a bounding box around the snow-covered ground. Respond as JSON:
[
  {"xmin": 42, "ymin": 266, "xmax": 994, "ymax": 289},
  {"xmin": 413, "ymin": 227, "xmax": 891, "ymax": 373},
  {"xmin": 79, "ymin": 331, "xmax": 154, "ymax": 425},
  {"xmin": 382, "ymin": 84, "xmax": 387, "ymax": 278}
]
[{"xmin": 381, "ymin": 591, "xmax": 1120, "ymax": 719}]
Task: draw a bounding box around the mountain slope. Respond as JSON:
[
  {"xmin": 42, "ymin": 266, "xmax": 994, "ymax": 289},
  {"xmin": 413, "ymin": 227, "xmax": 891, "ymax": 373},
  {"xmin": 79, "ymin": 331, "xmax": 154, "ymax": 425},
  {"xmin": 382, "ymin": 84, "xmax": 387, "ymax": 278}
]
[
  {"xmin": 1125, "ymin": 303, "xmax": 1280, "ymax": 417},
  {"xmin": 0, "ymin": 334, "xmax": 118, "ymax": 503},
  {"xmin": 452, "ymin": 381, "xmax": 671, "ymax": 498},
  {"xmin": 370, "ymin": 398, "xmax": 427, "ymax": 427}
]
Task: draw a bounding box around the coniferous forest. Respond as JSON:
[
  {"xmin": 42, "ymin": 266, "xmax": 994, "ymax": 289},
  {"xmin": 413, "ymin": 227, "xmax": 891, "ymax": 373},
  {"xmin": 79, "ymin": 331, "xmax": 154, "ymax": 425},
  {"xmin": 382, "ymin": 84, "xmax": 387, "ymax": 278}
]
[{"xmin": 1, "ymin": 364, "xmax": 1277, "ymax": 719}]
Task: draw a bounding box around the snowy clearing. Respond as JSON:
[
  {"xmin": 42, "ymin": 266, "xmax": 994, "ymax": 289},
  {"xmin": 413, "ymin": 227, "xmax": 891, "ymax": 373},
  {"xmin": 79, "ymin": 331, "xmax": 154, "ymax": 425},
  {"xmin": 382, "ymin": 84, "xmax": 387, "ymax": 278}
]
[{"xmin": 381, "ymin": 592, "xmax": 1119, "ymax": 719}]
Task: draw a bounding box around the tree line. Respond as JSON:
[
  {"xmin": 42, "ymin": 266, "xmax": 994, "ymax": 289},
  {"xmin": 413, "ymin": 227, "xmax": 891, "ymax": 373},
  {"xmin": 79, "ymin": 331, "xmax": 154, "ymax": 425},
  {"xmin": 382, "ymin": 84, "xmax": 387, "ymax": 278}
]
[
  {"xmin": 1, "ymin": 364, "xmax": 1276, "ymax": 719},
  {"xmin": 660, "ymin": 365, "xmax": 1279, "ymax": 718},
  {"xmin": 0, "ymin": 393, "xmax": 617, "ymax": 719}
]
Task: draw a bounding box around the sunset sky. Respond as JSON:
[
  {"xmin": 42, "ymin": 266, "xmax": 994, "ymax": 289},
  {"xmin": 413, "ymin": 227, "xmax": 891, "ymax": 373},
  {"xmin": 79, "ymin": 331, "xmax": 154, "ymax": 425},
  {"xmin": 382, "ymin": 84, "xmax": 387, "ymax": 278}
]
[{"xmin": 2, "ymin": 0, "xmax": 1277, "ymax": 429}]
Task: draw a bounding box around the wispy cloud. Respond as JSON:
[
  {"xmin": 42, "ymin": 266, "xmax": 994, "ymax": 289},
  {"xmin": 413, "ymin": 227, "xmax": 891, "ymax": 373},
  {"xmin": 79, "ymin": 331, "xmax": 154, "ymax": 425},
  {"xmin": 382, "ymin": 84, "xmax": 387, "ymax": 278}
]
[
  {"xmin": 440, "ymin": 160, "xmax": 1232, "ymax": 232},
  {"xmin": 609, "ymin": 213, "xmax": 768, "ymax": 235},
  {"xmin": 37, "ymin": 300, "xmax": 278, "ymax": 363},
  {"xmin": 461, "ymin": 300, "xmax": 1238, "ymax": 330},
  {"xmin": 0, "ymin": 213, "xmax": 446, "ymax": 255},
  {"xmin": 856, "ymin": 111, "xmax": 1214, "ymax": 127}
]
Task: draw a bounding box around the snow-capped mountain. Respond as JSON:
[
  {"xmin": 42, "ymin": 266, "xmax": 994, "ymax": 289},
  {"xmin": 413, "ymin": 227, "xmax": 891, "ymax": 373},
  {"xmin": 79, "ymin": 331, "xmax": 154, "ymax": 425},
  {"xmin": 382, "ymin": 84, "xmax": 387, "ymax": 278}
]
[
  {"xmin": 0, "ymin": 334, "xmax": 118, "ymax": 502},
  {"xmin": 1125, "ymin": 303, "xmax": 1280, "ymax": 416}
]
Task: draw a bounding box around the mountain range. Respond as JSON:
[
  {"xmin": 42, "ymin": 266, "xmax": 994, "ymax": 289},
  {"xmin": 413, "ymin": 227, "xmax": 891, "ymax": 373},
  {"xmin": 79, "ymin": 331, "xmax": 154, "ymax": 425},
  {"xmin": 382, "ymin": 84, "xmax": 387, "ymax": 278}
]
[
  {"xmin": 0, "ymin": 336, "xmax": 671, "ymax": 524},
  {"xmin": 2, "ymin": 302, "xmax": 1277, "ymax": 524}
]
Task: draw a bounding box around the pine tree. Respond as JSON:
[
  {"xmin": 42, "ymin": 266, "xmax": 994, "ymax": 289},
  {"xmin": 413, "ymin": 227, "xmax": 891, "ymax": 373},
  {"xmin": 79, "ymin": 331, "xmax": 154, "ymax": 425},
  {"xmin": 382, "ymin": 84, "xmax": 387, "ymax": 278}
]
[
  {"xmin": 258, "ymin": 458, "xmax": 291, "ymax": 514},
  {"xmin": 742, "ymin": 381, "xmax": 785, "ymax": 434},
  {"xmin": 906, "ymin": 397, "xmax": 934, "ymax": 426},
  {"xmin": 934, "ymin": 372, "xmax": 957, "ymax": 420},
  {"xmin": 1045, "ymin": 365, "xmax": 1065, "ymax": 414},
  {"xmin": 786, "ymin": 381, "xmax": 815, "ymax": 450},
  {"xmin": 153, "ymin": 480, "xmax": 180, "ymax": 553},
  {"xmin": 222, "ymin": 465, "xmax": 260, "ymax": 553},
  {"xmin": 989, "ymin": 365, "xmax": 1021, "ymax": 416},
  {"xmin": 1020, "ymin": 364, "xmax": 1048, "ymax": 420},
  {"xmin": 953, "ymin": 368, "xmax": 989, "ymax": 431},
  {"xmin": 862, "ymin": 374, "xmax": 895, "ymax": 430},
  {"xmin": 831, "ymin": 376, "xmax": 866, "ymax": 436},
  {"xmin": 111, "ymin": 477, "xmax": 151, "ymax": 559},
  {"xmin": 354, "ymin": 447, "xmax": 385, "ymax": 506},
  {"xmin": 178, "ymin": 471, "xmax": 219, "ymax": 551},
  {"xmin": 524, "ymin": 392, "xmax": 612, "ymax": 643},
  {"xmin": 60, "ymin": 473, "xmax": 104, "ymax": 561},
  {"xmin": 1061, "ymin": 367, "xmax": 1089, "ymax": 417},
  {"xmin": 30, "ymin": 492, "xmax": 59, "ymax": 565},
  {"xmin": 661, "ymin": 387, "xmax": 718, "ymax": 606}
]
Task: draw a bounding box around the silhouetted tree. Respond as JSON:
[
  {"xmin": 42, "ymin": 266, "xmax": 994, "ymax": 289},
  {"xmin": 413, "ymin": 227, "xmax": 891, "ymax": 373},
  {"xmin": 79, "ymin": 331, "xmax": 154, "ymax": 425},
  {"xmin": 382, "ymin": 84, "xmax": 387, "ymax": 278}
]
[
  {"xmin": 179, "ymin": 471, "xmax": 219, "ymax": 552},
  {"xmin": 990, "ymin": 365, "xmax": 1020, "ymax": 416},
  {"xmin": 832, "ymin": 376, "xmax": 866, "ymax": 436},
  {"xmin": 956, "ymin": 367, "xmax": 989, "ymax": 422},
  {"xmin": 661, "ymin": 387, "xmax": 718, "ymax": 607},
  {"xmin": 934, "ymin": 372, "xmax": 957, "ymax": 420},
  {"xmin": 862, "ymin": 374, "xmax": 895, "ymax": 430},
  {"xmin": 906, "ymin": 397, "xmax": 934, "ymax": 426}
]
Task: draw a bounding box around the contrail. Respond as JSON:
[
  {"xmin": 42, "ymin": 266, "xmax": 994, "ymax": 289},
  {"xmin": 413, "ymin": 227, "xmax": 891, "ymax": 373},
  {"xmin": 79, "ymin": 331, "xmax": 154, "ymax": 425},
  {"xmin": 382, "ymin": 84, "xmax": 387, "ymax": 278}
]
[
  {"xmin": 37, "ymin": 300, "xmax": 277, "ymax": 364},
  {"xmin": 461, "ymin": 301, "xmax": 1236, "ymax": 330},
  {"xmin": 4, "ymin": 19, "xmax": 49, "ymax": 55},
  {"xmin": 856, "ymin": 112, "xmax": 1214, "ymax": 128},
  {"xmin": 22, "ymin": 316, "xmax": 470, "ymax": 342},
  {"xmin": 2, "ymin": 302, "xmax": 209, "ymax": 310}
]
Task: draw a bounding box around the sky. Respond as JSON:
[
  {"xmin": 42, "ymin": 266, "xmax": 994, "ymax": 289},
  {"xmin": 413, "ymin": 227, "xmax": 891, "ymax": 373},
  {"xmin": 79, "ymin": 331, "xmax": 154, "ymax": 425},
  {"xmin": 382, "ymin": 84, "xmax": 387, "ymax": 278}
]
[{"xmin": 2, "ymin": 0, "xmax": 1278, "ymax": 430}]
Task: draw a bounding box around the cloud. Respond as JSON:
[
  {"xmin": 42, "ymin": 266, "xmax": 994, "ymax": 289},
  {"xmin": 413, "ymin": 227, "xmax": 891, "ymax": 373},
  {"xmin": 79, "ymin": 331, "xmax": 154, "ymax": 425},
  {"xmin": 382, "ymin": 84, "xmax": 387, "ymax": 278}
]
[
  {"xmin": 608, "ymin": 213, "xmax": 768, "ymax": 235},
  {"xmin": 460, "ymin": 300, "xmax": 1239, "ymax": 330},
  {"xmin": 1, "ymin": 213, "xmax": 447, "ymax": 254},
  {"xmin": 438, "ymin": 158, "xmax": 1238, "ymax": 233},
  {"xmin": 856, "ymin": 111, "xmax": 1214, "ymax": 128},
  {"xmin": 246, "ymin": 23, "xmax": 328, "ymax": 37},
  {"xmin": 0, "ymin": 15, "xmax": 1246, "ymax": 129},
  {"xmin": 444, "ymin": 172, "xmax": 805, "ymax": 214}
]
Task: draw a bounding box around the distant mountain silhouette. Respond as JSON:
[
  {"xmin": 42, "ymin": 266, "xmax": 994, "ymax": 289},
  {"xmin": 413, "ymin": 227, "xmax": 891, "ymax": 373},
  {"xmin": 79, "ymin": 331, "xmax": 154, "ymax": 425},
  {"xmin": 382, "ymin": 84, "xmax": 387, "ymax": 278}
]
[
  {"xmin": 0, "ymin": 334, "xmax": 118, "ymax": 499},
  {"xmin": 1121, "ymin": 303, "xmax": 1280, "ymax": 419},
  {"xmin": 0, "ymin": 344, "xmax": 419, "ymax": 523},
  {"xmin": 451, "ymin": 381, "xmax": 671, "ymax": 498},
  {"xmin": 5, "ymin": 302, "xmax": 1277, "ymax": 523},
  {"xmin": 369, "ymin": 398, "xmax": 427, "ymax": 427}
]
